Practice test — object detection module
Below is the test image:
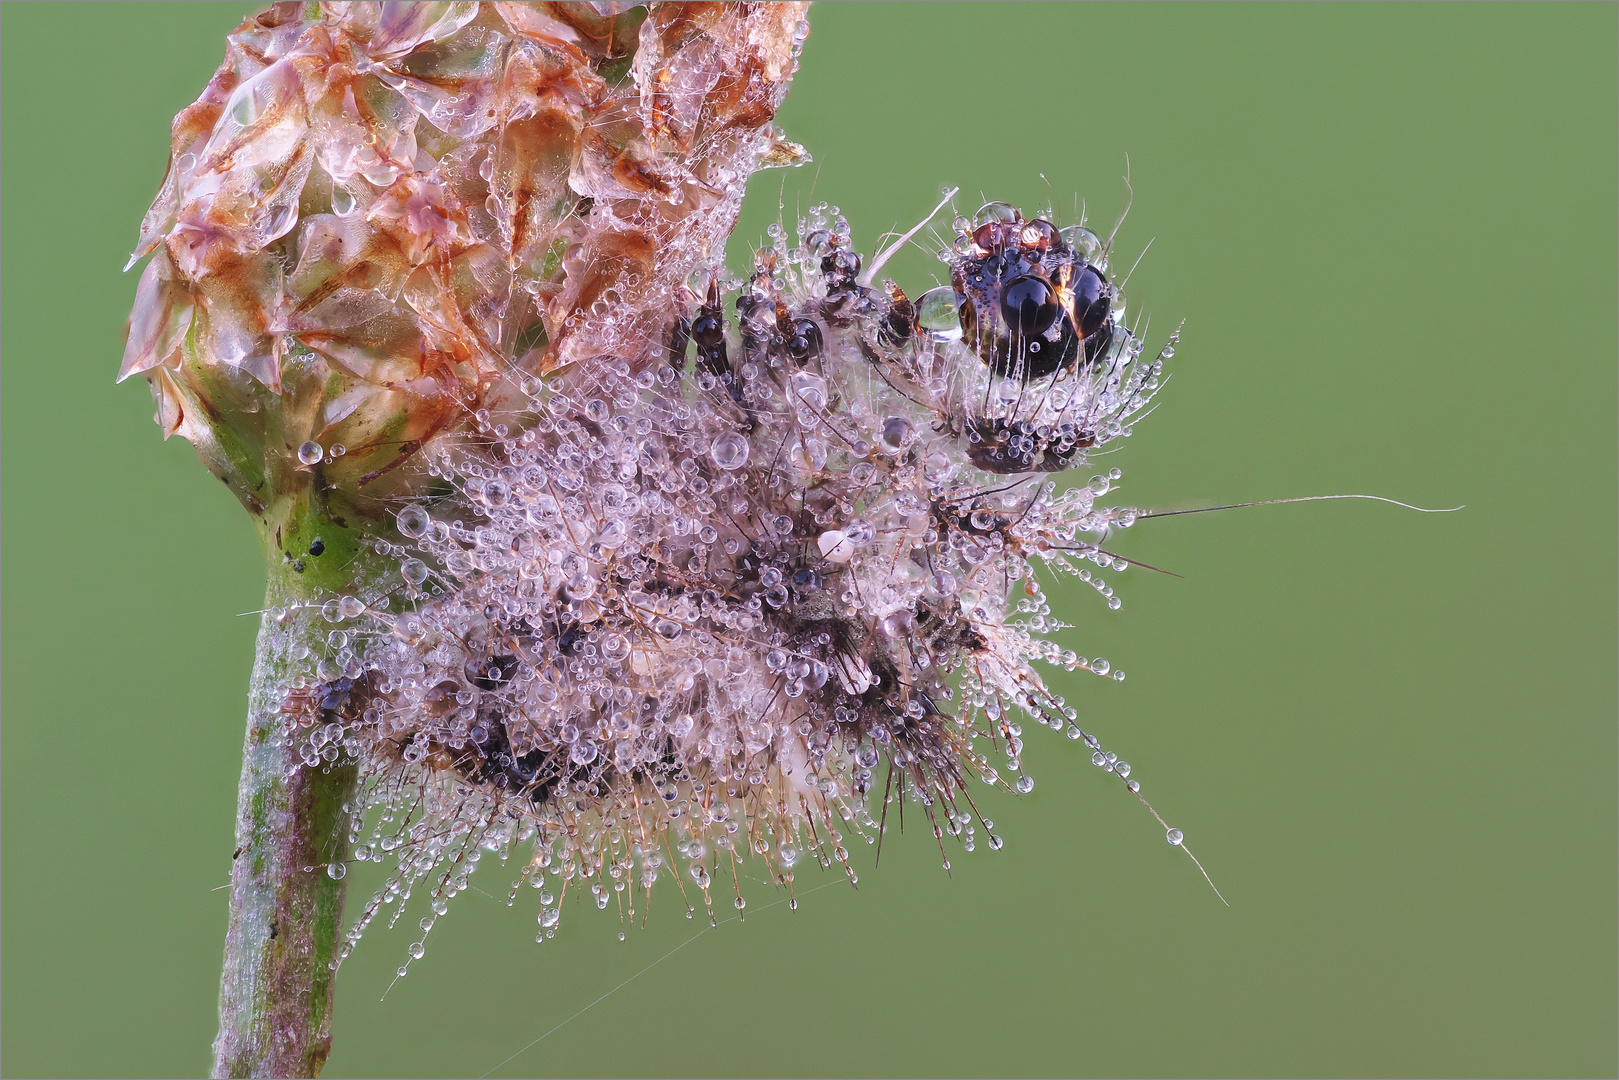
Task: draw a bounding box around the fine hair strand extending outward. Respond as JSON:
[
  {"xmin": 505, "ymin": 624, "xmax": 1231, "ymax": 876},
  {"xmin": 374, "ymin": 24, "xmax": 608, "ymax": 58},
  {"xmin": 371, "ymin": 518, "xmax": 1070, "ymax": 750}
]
[{"xmin": 1136, "ymin": 494, "xmax": 1465, "ymax": 520}]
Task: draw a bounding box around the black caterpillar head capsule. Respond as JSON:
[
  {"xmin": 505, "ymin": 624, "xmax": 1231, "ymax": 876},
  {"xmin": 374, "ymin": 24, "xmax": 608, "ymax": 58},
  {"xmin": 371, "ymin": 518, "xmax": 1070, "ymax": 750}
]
[{"xmin": 952, "ymin": 205, "xmax": 1114, "ymax": 381}]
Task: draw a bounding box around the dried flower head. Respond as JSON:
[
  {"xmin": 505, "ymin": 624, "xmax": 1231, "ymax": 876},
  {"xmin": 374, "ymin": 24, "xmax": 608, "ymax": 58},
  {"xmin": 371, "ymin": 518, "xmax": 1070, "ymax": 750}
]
[{"xmin": 119, "ymin": 0, "xmax": 809, "ymax": 523}]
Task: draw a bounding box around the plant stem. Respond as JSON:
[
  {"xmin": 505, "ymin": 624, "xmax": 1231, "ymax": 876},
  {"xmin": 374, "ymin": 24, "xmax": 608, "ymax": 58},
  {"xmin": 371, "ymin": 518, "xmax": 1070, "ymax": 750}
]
[{"xmin": 213, "ymin": 491, "xmax": 382, "ymax": 1078}]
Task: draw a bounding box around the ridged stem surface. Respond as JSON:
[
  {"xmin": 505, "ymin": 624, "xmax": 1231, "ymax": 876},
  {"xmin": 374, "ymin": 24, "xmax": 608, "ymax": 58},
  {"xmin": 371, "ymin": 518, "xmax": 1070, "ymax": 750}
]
[{"xmin": 214, "ymin": 493, "xmax": 378, "ymax": 1079}]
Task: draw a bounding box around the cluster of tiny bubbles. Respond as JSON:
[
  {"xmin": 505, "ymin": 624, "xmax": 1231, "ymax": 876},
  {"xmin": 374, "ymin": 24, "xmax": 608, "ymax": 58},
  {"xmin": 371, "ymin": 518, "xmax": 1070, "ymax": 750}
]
[{"xmin": 282, "ymin": 198, "xmax": 1193, "ymax": 964}]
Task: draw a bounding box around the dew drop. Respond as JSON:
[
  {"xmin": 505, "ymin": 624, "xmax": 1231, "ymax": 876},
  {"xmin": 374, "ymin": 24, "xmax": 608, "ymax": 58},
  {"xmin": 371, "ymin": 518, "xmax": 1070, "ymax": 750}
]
[
  {"xmin": 879, "ymin": 416, "xmax": 913, "ymax": 452},
  {"xmin": 915, "ymin": 286, "xmax": 962, "ymax": 341},
  {"xmin": 711, "ymin": 432, "xmax": 749, "ymax": 470},
  {"xmin": 397, "ymin": 506, "xmax": 430, "ymax": 539}
]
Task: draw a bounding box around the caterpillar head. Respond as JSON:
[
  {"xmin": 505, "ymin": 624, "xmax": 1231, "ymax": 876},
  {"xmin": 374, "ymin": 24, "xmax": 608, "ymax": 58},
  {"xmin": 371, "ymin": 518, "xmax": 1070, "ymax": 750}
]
[{"xmin": 952, "ymin": 203, "xmax": 1114, "ymax": 382}]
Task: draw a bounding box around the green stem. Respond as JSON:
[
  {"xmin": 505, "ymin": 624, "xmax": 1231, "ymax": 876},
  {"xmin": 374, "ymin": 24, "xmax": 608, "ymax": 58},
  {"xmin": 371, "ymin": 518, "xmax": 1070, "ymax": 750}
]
[{"xmin": 213, "ymin": 488, "xmax": 385, "ymax": 1079}]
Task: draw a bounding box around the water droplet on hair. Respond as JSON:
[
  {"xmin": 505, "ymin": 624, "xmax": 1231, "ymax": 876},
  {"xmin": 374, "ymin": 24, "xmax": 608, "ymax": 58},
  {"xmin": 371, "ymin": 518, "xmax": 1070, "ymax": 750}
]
[
  {"xmin": 915, "ymin": 286, "xmax": 962, "ymax": 341},
  {"xmin": 397, "ymin": 506, "xmax": 430, "ymax": 538},
  {"xmin": 710, "ymin": 432, "xmax": 749, "ymax": 470}
]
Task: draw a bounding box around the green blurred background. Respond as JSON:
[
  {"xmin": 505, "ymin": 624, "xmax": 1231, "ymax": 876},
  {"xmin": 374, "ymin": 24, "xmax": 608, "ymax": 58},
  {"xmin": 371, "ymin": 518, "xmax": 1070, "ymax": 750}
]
[{"xmin": 3, "ymin": 3, "xmax": 1615, "ymax": 1076}]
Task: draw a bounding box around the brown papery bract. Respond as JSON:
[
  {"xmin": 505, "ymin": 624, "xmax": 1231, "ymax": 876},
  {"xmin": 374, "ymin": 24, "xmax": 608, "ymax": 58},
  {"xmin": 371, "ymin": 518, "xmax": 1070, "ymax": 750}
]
[{"xmin": 122, "ymin": 0, "xmax": 809, "ymax": 510}]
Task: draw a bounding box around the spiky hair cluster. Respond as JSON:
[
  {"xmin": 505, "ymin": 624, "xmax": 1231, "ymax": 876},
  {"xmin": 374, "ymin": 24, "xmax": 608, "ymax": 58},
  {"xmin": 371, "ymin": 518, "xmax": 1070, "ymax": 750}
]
[
  {"xmin": 122, "ymin": 2, "xmax": 1212, "ymax": 975},
  {"xmin": 293, "ymin": 196, "xmax": 1199, "ymax": 972}
]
